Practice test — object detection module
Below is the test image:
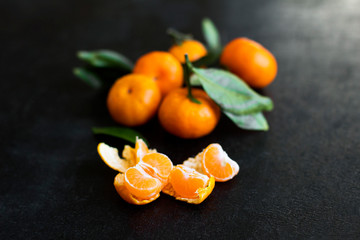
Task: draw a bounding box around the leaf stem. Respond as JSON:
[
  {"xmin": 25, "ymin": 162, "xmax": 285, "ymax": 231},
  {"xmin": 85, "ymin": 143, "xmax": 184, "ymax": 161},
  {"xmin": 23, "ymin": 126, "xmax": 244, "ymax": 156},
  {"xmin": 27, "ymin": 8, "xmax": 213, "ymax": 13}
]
[{"xmin": 184, "ymin": 54, "xmax": 201, "ymax": 104}]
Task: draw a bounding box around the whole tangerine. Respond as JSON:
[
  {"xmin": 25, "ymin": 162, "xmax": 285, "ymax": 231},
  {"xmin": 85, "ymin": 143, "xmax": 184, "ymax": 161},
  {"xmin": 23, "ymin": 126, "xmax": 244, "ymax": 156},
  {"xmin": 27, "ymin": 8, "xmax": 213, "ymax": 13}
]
[
  {"xmin": 220, "ymin": 37, "xmax": 277, "ymax": 88},
  {"xmin": 133, "ymin": 51, "xmax": 183, "ymax": 97},
  {"xmin": 169, "ymin": 40, "xmax": 207, "ymax": 63},
  {"xmin": 158, "ymin": 88, "xmax": 220, "ymax": 139},
  {"xmin": 107, "ymin": 74, "xmax": 161, "ymax": 126}
]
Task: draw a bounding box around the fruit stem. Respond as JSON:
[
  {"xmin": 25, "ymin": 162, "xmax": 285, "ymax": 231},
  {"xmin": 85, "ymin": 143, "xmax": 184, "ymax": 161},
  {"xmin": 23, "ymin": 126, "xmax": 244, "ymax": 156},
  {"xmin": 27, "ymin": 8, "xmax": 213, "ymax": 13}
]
[
  {"xmin": 184, "ymin": 54, "xmax": 201, "ymax": 104},
  {"xmin": 167, "ymin": 28, "xmax": 193, "ymax": 46}
]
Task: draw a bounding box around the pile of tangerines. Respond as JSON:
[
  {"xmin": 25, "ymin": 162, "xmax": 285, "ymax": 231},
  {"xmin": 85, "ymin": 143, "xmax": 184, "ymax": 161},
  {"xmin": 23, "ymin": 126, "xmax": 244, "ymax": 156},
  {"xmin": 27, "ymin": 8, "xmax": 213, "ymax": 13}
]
[
  {"xmin": 107, "ymin": 36, "xmax": 277, "ymax": 139},
  {"xmin": 98, "ymin": 138, "xmax": 239, "ymax": 204},
  {"xmin": 88, "ymin": 19, "xmax": 278, "ymax": 205}
]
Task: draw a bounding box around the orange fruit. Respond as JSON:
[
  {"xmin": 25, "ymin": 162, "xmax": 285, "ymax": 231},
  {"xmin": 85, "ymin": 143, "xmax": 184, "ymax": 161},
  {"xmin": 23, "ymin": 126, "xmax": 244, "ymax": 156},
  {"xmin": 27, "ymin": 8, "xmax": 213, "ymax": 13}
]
[
  {"xmin": 114, "ymin": 173, "xmax": 160, "ymax": 205},
  {"xmin": 107, "ymin": 74, "xmax": 161, "ymax": 126},
  {"xmin": 169, "ymin": 165, "xmax": 209, "ymax": 199},
  {"xmin": 138, "ymin": 152, "xmax": 173, "ymax": 186},
  {"xmin": 169, "ymin": 40, "xmax": 207, "ymax": 63},
  {"xmin": 158, "ymin": 88, "xmax": 221, "ymax": 139},
  {"xmin": 183, "ymin": 143, "xmax": 239, "ymax": 182},
  {"xmin": 111, "ymin": 149, "xmax": 173, "ymax": 205},
  {"xmin": 99, "ymin": 140, "xmax": 238, "ymax": 205},
  {"xmin": 162, "ymin": 165, "xmax": 215, "ymax": 204},
  {"xmin": 124, "ymin": 165, "xmax": 163, "ymax": 200},
  {"xmin": 220, "ymin": 37, "xmax": 277, "ymax": 88},
  {"xmin": 133, "ymin": 51, "xmax": 183, "ymax": 96},
  {"xmin": 201, "ymin": 144, "xmax": 239, "ymax": 182}
]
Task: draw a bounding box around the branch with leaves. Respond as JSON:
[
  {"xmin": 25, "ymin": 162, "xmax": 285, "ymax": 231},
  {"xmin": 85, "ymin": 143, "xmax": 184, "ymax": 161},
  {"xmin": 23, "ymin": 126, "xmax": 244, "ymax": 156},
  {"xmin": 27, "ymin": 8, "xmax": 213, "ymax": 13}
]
[{"xmin": 74, "ymin": 18, "xmax": 275, "ymax": 143}]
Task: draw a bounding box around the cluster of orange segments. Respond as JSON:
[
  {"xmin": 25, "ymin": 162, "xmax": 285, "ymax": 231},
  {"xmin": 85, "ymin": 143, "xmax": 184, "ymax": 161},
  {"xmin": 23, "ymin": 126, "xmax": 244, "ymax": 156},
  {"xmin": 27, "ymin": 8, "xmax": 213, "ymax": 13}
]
[
  {"xmin": 98, "ymin": 138, "xmax": 239, "ymax": 204},
  {"xmin": 107, "ymin": 37, "xmax": 277, "ymax": 138}
]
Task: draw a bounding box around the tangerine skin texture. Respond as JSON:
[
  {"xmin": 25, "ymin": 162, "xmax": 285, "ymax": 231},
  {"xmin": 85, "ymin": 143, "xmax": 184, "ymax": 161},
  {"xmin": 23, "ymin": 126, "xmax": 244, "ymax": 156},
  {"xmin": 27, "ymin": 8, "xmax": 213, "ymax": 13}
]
[
  {"xmin": 133, "ymin": 51, "xmax": 183, "ymax": 97},
  {"xmin": 158, "ymin": 88, "xmax": 220, "ymax": 139},
  {"xmin": 107, "ymin": 74, "xmax": 161, "ymax": 126},
  {"xmin": 220, "ymin": 37, "xmax": 277, "ymax": 88},
  {"xmin": 169, "ymin": 40, "xmax": 207, "ymax": 63}
]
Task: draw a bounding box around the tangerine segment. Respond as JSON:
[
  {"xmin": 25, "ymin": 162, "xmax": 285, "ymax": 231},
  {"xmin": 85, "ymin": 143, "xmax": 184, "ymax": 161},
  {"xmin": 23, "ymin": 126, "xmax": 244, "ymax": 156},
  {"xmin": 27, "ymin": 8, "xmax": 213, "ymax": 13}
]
[
  {"xmin": 133, "ymin": 51, "xmax": 183, "ymax": 97},
  {"xmin": 169, "ymin": 40, "xmax": 207, "ymax": 63},
  {"xmin": 139, "ymin": 153, "xmax": 173, "ymax": 181},
  {"xmin": 134, "ymin": 137, "xmax": 149, "ymax": 164},
  {"xmin": 97, "ymin": 142, "xmax": 131, "ymax": 173},
  {"xmin": 114, "ymin": 173, "xmax": 160, "ymax": 205},
  {"xmin": 169, "ymin": 165, "xmax": 209, "ymax": 199},
  {"xmin": 124, "ymin": 166, "xmax": 162, "ymax": 200},
  {"xmin": 202, "ymin": 144, "xmax": 240, "ymax": 182},
  {"xmin": 163, "ymin": 168, "xmax": 215, "ymax": 205}
]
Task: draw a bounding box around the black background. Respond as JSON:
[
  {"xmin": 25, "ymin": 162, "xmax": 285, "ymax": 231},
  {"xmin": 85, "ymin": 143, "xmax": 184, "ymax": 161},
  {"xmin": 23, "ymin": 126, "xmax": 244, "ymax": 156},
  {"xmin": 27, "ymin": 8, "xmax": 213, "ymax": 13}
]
[{"xmin": 1, "ymin": 0, "xmax": 360, "ymax": 239}]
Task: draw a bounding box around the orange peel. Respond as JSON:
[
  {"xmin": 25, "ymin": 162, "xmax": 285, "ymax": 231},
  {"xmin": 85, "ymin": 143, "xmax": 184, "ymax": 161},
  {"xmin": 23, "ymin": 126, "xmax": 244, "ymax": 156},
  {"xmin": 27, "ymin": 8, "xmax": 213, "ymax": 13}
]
[
  {"xmin": 98, "ymin": 138, "xmax": 156, "ymax": 173},
  {"xmin": 97, "ymin": 142, "xmax": 131, "ymax": 173}
]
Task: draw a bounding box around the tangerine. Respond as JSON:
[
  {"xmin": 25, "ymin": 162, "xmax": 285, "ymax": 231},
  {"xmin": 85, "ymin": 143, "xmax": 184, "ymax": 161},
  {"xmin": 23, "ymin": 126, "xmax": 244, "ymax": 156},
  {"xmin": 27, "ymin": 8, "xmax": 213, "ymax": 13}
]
[
  {"xmin": 115, "ymin": 151, "xmax": 173, "ymax": 205},
  {"xmin": 124, "ymin": 165, "xmax": 163, "ymax": 200},
  {"xmin": 133, "ymin": 51, "xmax": 183, "ymax": 96},
  {"xmin": 138, "ymin": 152, "xmax": 173, "ymax": 186},
  {"xmin": 220, "ymin": 37, "xmax": 277, "ymax": 88},
  {"xmin": 183, "ymin": 143, "xmax": 239, "ymax": 182},
  {"xmin": 169, "ymin": 40, "xmax": 207, "ymax": 63},
  {"xmin": 162, "ymin": 165, "xmax": 215, "ymax": 204},
  {"xmin": 158, "ymin": 88, "xmax": 220, "ymax": 139},
  {"xmin": 114, "ymin": 173, "xmax": 161, "ymax": 205},
  {"xmin": 107, "ymin": 74, "xmax": 161, "ymax": 126}
]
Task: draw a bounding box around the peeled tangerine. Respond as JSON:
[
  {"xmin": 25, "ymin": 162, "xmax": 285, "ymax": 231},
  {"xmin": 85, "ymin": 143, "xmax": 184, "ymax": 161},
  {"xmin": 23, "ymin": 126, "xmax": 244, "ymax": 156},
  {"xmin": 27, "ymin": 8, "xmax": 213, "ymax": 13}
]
[
  {"xmin": 97, "ymin": 139, "xmax": 233, "ymax": 205},
  {"xmin": 98, "ymin": 138, "xmax": 170, "ymax": 205},
  {"xmin": 162, "ymin": 165, "xmax": 215, "ymax": 204},
  {"xmin": 183, "ymin": 143, "xmax": 240, "ymax": 182}
]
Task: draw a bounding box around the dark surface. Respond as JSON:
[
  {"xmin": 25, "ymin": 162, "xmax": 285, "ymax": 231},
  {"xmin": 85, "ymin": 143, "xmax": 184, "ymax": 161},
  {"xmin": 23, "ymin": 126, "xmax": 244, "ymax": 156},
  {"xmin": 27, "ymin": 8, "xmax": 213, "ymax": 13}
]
[{"xmin": 1, "ymin": 0, "xmax": 360, "ymax": 239}]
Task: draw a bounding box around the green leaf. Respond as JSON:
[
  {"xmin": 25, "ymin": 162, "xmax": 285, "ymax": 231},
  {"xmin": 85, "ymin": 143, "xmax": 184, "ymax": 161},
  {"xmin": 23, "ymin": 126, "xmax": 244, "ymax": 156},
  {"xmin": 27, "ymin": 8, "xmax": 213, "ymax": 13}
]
[
  {"xmin": 202, "ymin": 18, "xmax": 221, "ymax": 52},
  {"xmin": 190, "ymin": 74, "xmax": 202, "ymax": 86},
  {"xmin": 77, "ymin": 50, "xmax": 133, "ymax": 71},
  {"xmin": 184, "ymin": 54, "xmax": 201, "ymax": 104},
  {"xmin": 193, "ymin": 18, "xmax": 222, "ymax": 67},
  {"xmin": 192, "ymin": 53, "xmax": 218, "ymax": 67},
  {"xmin": 224, "ymin": 111, "xmax": 269, "ymax": 131},
  {"xmin": 92, "ymin": 127, "xmax": 146, "ymax": 144},
  {"xmin": 191, "ymin": 68, "xmax": 273, "ymax": 115},
  {"xmin": 73, "ymin": 67, "xmax": 102, "ymax": 89}
]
